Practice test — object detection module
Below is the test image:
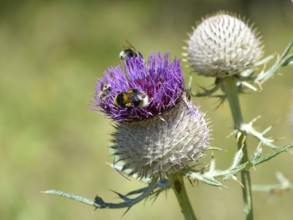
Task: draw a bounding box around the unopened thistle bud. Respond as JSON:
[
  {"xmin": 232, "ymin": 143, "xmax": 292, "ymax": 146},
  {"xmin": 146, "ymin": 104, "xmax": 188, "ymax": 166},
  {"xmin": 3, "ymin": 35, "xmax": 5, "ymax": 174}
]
[
  {"xmin": 93, "ymin": 53, "xmax": 209, "ymax": 178},
  {"xmin": 186, "ymin": 12, "xmax": 263, "ymax": 78}
]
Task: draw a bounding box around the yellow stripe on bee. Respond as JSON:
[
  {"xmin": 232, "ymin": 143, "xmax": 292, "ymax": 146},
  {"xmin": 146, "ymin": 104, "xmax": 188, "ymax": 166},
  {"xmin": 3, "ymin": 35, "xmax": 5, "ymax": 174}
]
[{"xmin": 126, "ymin": 89, "xmax": 135, "ymax": 95}]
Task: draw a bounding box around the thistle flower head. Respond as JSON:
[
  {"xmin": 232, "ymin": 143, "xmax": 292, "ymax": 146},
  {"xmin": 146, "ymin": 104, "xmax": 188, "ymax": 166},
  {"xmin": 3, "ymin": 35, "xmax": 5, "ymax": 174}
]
[
  {"xmin": 186, "ymin": 12, "xmax": 263, "ymax": 78},
  {"xmin": 93, "ymin": 53, "xmax": 209, "ymax": 178},
  {"xmin": 93, "ymin": 54, "xmax": 184, "ymax": 122},
  {"xmin": 112, "ymin": 97, "xmax": 209, "ymax": 178}
]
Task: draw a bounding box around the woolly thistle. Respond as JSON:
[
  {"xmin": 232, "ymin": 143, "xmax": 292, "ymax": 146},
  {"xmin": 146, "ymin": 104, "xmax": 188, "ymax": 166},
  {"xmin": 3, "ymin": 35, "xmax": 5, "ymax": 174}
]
[
  {"xmin": 185, "ymin": 12, "xmax": 263, "ymax": 78},
  {"xmin": 93, "ymin": 54, "xmax": 209, "ymax": 178}
]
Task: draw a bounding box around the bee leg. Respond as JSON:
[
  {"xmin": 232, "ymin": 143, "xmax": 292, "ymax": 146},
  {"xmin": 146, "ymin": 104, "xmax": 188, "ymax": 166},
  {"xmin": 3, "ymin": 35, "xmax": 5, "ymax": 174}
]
[{"xmin": 127, "ymin": 107, "xmax": 132, "ymax": 116}]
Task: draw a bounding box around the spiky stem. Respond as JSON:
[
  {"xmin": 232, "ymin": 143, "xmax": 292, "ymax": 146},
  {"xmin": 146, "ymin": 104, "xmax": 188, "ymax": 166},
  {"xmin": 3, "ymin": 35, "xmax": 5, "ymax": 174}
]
[
  {"xmin": 221, "ymin": 76, "xmax": 253, "ymax": 220},
  {"xmin": 168, "ymin": 173, "xmax": 197, "ymax": 220}
]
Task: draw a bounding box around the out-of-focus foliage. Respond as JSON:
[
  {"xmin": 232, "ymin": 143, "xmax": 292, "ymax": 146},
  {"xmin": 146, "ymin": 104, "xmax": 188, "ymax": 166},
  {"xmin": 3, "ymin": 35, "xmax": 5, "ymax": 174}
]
[{"xmin": 0, "ymin": 0, "xmax": 292, "ymax": 220}]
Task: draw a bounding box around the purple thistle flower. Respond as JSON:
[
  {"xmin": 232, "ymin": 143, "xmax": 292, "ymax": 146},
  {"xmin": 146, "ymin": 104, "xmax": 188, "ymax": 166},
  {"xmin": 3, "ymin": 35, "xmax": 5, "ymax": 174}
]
[
  {"xmin": 93, "ymin": 53, "xmax": 209, "ymax": 178},
  {"xmin": 93, "ymin": 53, "xmax": 185, "ymax": 122}
]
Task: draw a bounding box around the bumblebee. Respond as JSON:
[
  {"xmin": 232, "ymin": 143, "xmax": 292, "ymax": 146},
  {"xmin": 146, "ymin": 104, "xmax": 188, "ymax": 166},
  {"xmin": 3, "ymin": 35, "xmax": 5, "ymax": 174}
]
[
  {"xmin": 119, "ymin": 41, "xmax": 143, "ymax": 60},
  {"xmin": 114, "ymin": 89, "xmax": 149, "ymax": 108},
  {"xmin": 99, "ymin": 82, "xmax": 111, "ymax": 100}
]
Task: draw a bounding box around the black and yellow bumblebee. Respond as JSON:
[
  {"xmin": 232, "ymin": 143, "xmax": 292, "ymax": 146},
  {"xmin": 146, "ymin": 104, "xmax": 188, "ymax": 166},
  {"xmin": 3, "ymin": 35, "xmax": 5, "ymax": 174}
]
[
  {"xmin": 114, "ymin": 89, "xmax": 149, "ymax": 108},
  {"xmin": 119, "ymin": 41, "xmax": 143, "ymax": 60}
]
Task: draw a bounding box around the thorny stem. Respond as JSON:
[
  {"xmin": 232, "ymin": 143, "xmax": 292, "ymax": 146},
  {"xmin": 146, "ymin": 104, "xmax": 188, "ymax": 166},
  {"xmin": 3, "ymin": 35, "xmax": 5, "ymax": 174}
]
[
  {"xmin": 221, "ymin": 76, "xmax": 253, "ymax": 220},
  {"xmin": 168, "ymin": 173, "xmax": 197, "ymax": 220},
  {"xmin": 43, "ymin": 179, "xmax": 159, "ymax": 210}
]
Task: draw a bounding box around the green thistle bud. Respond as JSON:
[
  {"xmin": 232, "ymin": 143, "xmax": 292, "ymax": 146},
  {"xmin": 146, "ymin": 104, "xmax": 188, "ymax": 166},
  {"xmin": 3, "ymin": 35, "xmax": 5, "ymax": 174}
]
[{"xmin": 186, "ymin": 12, "xmax": 263, "ymax": 78}]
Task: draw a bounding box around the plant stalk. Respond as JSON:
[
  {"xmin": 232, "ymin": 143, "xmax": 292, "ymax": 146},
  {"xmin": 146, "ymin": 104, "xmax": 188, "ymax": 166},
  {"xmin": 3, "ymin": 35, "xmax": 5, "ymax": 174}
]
[
  {"xmin": 221, "ymin": 76, "xmax": 254, "ymax": 220},
  {"xmin": 168, "ymin": 173, "xmax": 197, "ymax": 220}
]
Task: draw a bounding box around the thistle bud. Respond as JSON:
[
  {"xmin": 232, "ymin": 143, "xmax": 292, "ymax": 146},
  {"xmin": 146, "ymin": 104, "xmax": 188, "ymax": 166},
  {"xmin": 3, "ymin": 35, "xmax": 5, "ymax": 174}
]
[
  {"xmin": 93, "ymin": 54, "xmax": 209, "ymax": 178},
  {"xmin": 186, "ymin": 12, "xmax": 263, "ymax": 78}
]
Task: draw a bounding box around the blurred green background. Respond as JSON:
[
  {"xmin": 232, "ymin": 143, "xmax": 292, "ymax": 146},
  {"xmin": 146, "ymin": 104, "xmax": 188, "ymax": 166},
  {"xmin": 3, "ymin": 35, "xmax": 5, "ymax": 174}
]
[{"xmin": 1, "ymin": 0, "xmax": 293, "ymax": 219}]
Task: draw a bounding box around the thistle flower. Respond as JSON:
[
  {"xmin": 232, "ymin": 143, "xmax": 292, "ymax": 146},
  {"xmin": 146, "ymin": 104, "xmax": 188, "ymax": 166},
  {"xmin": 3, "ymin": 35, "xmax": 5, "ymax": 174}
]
[
  {"xmin": 186, "ymin": 12, "xmax": 263, "ymax": 78},
  {"xmin": 93, "ymin": 53, "xmax": 209, "ymax": 178}
]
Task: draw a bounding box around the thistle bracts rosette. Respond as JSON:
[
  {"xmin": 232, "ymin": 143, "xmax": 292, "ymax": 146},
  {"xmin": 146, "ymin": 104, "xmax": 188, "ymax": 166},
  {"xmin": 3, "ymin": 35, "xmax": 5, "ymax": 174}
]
[
  {"xmin": 186, "ymin": 12, "xmax": 263, "ymax": 78},
  {"xmin": 93, "ymin": 53, "xmax": 209, "ymax": 179}
]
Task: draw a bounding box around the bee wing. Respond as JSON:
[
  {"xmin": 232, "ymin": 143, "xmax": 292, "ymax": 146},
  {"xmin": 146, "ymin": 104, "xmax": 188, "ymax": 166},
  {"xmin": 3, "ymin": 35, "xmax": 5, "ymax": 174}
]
[{"xmin": 123, "ymin": 40, "xmax": 136, "ymax": 50}]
